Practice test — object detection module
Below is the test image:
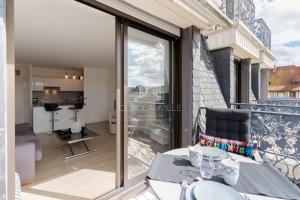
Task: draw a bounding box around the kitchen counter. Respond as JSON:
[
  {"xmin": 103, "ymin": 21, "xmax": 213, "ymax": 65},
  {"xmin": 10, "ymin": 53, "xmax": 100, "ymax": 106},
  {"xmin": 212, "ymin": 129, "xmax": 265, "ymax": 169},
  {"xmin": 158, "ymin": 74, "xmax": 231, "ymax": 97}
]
[
  {"xmin": 33, "ymin": 102, "xmax": 83, "ymax": 107},
  {"xmin": 32, "ymin": 105, "xmax": 85, "ymax": 134}
]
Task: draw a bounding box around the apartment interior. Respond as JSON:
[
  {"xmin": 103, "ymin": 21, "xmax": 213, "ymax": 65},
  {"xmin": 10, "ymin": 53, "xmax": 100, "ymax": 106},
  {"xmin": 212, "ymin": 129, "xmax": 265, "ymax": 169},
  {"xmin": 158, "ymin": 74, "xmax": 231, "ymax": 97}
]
[
  {"xmin": 14, "ymin": 0, "xmax": 172, "ymax": 199},
  {"xmin": 15, "ymin": 0, "xmax": 117, "ymax": 199}
]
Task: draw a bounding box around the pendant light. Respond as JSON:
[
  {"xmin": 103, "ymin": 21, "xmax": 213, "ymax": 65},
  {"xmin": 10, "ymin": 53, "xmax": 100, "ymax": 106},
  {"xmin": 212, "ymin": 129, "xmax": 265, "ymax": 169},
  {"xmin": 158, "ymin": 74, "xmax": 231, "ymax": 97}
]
[
  {"xmin": 64, "ymin": 72, "xmax": 69, "ymax": 79},
  {"xmin": 72, "ymin": 73, "xmax": 77, "ymax": 80},
  {"xmin": 80, "ymin": 74, "xmax": 84, "ymax": 80}
]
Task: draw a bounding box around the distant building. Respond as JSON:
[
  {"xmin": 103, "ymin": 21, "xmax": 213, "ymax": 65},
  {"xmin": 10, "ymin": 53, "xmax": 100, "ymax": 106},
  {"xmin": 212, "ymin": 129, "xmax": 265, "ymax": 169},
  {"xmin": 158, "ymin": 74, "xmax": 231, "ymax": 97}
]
[{"xmin": 269, "ymin": 65, "xmax": 300, "ymax": 98}]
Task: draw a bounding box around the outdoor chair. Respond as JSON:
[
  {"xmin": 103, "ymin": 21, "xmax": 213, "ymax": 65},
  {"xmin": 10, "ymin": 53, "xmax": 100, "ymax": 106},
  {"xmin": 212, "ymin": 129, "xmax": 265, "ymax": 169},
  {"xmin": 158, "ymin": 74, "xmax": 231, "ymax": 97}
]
[
  {"xmin": 205, "ymin": 107, "xmax": 251, "ymax": 142},
  {"xmin": 199, "ymin": 107, "xmax": 262, "ymax": 161}
]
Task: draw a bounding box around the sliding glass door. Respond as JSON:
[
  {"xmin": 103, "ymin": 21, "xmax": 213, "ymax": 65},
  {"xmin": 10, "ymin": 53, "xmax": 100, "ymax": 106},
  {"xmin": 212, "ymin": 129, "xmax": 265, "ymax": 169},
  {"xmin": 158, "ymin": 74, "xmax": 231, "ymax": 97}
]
[{"xmin": 125, "ymin": 26, "xmax": 173, "ymax": 180}]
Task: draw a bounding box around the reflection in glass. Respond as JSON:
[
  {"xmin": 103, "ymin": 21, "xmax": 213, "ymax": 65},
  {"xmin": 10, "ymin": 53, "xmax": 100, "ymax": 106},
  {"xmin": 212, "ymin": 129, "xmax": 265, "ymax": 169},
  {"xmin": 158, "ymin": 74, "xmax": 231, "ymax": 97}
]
[{"xmin": 127, "ymin": 27, "xmax": 171, "ymax": 179}]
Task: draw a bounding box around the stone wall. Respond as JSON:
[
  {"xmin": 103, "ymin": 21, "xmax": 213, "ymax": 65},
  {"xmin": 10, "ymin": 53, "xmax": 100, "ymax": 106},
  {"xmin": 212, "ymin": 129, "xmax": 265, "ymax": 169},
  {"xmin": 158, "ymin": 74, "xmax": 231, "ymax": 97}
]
[{"xmin": 192, "ymin": 27, "xmax": 227, "ymax": 135}]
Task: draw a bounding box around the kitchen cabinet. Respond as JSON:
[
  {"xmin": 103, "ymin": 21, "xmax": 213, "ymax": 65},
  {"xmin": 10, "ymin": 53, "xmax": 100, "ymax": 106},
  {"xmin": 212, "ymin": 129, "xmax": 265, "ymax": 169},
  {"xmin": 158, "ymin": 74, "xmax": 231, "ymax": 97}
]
[
  {"xmin": 44, "ymin": 78, "xmax": 60, "ymax": 87},
  {"xmin": 33, "ymin": 107, "xmax": 52, "ymax": 133},
  {"xmin": 32, "ymin": 77, "xmax": 83, "ymax": 91},
  {"xmin": 32, "ymin": 77, "xmax": 45, "ymax": 91},
  {"xmin": 33, "ymin": 105, "xmax": 85, "ymax": 134},
  {"xmin": 60, "ymin": 79, "xmax": 83, "ymax": 91}
]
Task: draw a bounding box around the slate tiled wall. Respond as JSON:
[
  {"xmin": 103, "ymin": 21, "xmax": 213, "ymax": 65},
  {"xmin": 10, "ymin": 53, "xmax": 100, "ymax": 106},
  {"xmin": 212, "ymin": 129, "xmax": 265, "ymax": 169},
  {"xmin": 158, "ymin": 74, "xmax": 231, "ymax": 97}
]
[
  {"xmin": 192, "ymin": 28, "xmax": 227, "ymax": 135},
  {"xmin": 210, "ymin": 47, "xmax": 235, "ymax": 107}
]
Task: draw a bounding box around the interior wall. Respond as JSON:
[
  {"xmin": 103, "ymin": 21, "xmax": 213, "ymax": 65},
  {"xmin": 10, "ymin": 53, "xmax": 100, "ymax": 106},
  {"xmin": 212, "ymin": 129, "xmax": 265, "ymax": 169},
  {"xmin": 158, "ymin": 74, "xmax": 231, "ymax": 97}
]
[
  {"xmin": 84, "ymin": 67, "xmax": 115, "ymax": 123},
  {"xmin": 15, "ymin": 64, "xmax": 30, "ymax": 124}
]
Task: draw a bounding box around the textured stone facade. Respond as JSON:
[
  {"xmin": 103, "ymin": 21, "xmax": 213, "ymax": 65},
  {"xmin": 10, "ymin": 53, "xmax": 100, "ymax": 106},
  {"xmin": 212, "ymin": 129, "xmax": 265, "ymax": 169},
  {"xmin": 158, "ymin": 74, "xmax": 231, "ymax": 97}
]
[
  {"xmin": 192, "ymin": 27, "xmax": 227, "ymax": 134},
  {"xmin": 210, "ymin": 48, "xmax": 235, "ymax": 107}
]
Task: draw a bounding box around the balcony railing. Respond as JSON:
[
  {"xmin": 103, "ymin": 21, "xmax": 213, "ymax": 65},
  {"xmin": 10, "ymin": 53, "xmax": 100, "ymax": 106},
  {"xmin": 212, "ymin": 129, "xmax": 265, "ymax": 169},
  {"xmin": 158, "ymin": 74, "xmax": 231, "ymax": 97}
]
[
  {"xmin": 220, "ymin": 0, "xmax": 256, "ymax": 32},
  {"xmin": 255, "ymin": 18, "xmax": 272, "ymax": 50},
  {"xmin": 220, "ymin": 0, "xmax": 272, "ymax": 50},
  {"xmin": 231, "ymin": 103, "xmax": 300, "ymax": 185}
]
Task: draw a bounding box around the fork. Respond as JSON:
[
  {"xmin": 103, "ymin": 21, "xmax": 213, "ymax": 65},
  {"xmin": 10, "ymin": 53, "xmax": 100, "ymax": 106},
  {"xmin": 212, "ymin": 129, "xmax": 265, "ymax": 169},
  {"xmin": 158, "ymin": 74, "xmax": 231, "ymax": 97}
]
[{"xmin": 180, "ymin": 179, "xmax": 189, "ymax": 200}]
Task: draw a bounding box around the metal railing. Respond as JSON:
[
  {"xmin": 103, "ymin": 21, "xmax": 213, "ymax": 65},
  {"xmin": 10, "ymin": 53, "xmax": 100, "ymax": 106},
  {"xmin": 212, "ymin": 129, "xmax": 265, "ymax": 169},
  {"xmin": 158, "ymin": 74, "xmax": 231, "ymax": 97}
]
[
  {"xmin": 231, "ymin": 102, "xmax": 300, "ymax": 185},
  {"xmin": 254, "ymin": 18, "xmax": 271, "ymax": 50}
]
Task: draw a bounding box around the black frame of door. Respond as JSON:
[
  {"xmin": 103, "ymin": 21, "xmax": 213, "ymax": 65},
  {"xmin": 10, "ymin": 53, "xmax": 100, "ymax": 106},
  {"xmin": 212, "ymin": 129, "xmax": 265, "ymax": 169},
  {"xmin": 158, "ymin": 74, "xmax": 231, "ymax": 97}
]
[{"xmin": 73, "ymin": 1, "xmax": 181, "ymax": 199}]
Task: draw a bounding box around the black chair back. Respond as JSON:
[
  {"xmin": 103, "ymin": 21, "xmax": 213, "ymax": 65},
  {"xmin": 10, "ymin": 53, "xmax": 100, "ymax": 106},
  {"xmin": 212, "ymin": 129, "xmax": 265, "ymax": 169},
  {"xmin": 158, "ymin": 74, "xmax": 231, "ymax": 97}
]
[{"xmin": 205, "ymin": 108, "xmax": 251, "ymax": 142}]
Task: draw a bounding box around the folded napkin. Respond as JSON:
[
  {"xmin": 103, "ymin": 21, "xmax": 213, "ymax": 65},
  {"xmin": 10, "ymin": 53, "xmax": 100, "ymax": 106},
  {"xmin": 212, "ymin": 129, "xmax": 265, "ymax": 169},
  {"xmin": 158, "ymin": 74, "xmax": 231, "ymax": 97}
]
[{"xmin": 147, "ymin": 153, "xmax": 300, "ymax": 200}]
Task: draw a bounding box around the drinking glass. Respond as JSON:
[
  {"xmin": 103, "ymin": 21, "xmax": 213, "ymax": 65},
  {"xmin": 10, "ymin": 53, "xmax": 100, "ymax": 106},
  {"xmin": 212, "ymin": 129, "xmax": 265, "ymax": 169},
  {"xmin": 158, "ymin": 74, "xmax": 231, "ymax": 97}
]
[
  {"xmin": 222, "ymin": 158, "xmax": 240, "ymax": 185},
  {"xmin": 200, "ymin": 155, "xmax": 214, "ymax": 179}
]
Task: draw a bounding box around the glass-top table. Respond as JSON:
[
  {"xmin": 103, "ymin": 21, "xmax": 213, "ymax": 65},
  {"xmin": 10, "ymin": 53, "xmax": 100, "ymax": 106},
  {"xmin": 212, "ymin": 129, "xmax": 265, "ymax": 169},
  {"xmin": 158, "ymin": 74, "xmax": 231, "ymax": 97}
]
[{"xmin": 56, "ymin": 127, "xmax": 98, "ymax": 160}]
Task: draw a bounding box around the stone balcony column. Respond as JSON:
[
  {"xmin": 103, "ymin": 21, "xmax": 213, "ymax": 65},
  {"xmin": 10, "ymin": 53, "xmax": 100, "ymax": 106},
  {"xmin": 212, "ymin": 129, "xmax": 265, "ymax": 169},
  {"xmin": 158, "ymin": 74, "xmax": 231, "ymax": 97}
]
[
  {"xmin": 260, "ymin": 68, "xmax": 269, "ymax": 99},
  {"xmin": 240, "ymin": 59, "xmax": 251, "ymax": 103},
  {"xmin": 251, "ymin": 63, "xmax": 260, "ymax": 99},
  {"xmin": 211, "ymin": 47, "xmax": 235, "ymax": 107}
]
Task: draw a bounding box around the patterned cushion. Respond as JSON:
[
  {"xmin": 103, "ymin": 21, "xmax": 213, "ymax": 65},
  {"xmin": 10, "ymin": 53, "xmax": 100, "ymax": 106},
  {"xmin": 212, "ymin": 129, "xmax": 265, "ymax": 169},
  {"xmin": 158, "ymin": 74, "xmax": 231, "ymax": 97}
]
[{"xmin": 199, "ymin": 133, "xmax": 255, "ymax": 158}]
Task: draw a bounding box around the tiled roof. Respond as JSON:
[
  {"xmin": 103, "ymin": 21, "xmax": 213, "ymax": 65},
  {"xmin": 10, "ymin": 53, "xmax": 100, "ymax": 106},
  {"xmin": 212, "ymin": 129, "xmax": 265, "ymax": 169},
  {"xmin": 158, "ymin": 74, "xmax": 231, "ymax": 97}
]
[
  {"xmin": 292, "ymin": 86, "xmax": 300, "ymax": 91},
  {"xmin": 268, "ymin": 85, "xmax": 289, "ymax": 92},
  {"xmin": 269, "ymin": 65, "xmax": 300, "ymax": 90}
]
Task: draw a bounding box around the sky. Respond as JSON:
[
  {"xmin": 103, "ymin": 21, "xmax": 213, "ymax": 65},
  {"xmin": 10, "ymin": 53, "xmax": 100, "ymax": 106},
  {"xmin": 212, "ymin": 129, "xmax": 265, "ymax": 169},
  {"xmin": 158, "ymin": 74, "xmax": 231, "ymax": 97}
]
[{"xmin": 254, "ymin": 0, "xmax": 300, "ymax": 66}]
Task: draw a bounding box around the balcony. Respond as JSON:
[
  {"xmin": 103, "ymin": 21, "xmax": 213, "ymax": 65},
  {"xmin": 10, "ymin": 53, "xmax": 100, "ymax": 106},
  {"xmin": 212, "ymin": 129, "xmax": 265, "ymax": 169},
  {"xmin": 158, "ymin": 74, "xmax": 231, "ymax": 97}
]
[
  {"xmin": 231, "ymin": 101, "xmax": 300, "ymax": 184},
  {"xmin": 220, "ymin": 0, "xmax": 256, "ymax": 33},
  {"xmin": 219, "ymin": 0, "xmax": 272, "ymax": 50}
]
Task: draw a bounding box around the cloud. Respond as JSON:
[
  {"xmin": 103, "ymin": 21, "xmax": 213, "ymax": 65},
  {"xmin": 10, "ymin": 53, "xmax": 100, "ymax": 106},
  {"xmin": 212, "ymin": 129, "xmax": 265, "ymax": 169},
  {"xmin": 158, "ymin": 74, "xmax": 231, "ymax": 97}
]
[
  {"xmin": 128, "ymin": 40, "xmax": 167, "ymax": 88},
  {"xmin": 254, "ymin": 0, "xmax": 300, "ymax": 66}
]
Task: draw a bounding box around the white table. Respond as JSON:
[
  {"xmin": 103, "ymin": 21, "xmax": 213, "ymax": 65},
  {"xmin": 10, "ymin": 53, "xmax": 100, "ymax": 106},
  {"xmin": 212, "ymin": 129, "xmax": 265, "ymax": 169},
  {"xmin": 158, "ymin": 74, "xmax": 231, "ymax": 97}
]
[{"xmin": 149, "ymin": 147, "xmax": 283, "ymax": 200}]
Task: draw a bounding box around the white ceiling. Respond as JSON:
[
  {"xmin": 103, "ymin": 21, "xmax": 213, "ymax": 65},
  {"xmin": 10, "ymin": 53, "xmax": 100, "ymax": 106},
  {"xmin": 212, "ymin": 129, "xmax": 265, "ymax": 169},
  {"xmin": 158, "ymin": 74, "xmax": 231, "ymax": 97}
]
[{"xmin": 15, "ymin": 0, "xmax": 115, "ymax": 69}]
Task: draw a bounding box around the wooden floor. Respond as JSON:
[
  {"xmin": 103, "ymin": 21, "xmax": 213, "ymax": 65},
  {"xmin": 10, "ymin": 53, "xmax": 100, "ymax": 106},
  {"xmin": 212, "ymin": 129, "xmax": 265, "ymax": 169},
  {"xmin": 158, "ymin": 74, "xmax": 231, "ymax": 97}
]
[{"xmin": 22, "ymin": 122, "xmax": 117, "ymax": 200}]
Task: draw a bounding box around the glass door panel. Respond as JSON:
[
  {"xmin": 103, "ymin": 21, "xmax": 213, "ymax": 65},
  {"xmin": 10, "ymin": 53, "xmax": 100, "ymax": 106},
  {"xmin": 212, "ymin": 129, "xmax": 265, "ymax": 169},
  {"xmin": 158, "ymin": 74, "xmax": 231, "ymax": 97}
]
[{"xmin": 127, "ymin": 27, "xmax": 172, "ymax": 179}]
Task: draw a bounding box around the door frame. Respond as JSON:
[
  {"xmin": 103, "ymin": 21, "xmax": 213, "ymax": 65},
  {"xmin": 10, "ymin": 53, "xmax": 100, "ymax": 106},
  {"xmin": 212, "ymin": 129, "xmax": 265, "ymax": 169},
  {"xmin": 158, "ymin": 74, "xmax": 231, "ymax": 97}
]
[{"xmin": 120, "ymin": 19, "xmax": 180, "ymax": 187}]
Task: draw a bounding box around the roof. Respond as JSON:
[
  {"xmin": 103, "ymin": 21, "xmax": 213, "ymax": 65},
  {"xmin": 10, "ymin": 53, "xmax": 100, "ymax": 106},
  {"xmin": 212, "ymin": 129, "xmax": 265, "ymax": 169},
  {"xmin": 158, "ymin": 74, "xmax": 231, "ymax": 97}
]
[
  {"xmin": 268, "ymin": 85, "xmax": 289, "ymax": 92},
  {"xmin": 269, "ymin": 65, "xmax": 300, "ymax": 87},
  {"xmin": 292, "ymin": 78, "xmax": 300, "ymax": 82},
  {"xmin": 292, "ymin": 87, "xmax": 300, "ymax": 91}
]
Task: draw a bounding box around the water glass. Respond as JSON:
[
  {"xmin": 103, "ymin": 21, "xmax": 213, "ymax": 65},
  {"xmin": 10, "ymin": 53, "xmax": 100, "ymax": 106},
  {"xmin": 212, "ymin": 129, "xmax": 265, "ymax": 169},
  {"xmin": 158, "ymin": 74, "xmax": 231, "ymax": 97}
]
[
  {"xmin": 200, "ymin": 155, "xmax": 214, "ymax": 179},
  {"xmin": 188, "ymin": 146, "xmax": 202, "ymax": 167},
  {"xmin": 222, "ymin": 159, "xmax": 240, "ymax": 186}
]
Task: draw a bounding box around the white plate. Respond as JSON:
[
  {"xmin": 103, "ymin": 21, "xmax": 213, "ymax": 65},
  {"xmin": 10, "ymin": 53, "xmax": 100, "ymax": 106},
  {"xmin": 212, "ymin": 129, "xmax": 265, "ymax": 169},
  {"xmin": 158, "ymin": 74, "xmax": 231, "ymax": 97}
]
[{"xmin": 186, "ymin": 181, "xmax": 244, "ymax": 200}]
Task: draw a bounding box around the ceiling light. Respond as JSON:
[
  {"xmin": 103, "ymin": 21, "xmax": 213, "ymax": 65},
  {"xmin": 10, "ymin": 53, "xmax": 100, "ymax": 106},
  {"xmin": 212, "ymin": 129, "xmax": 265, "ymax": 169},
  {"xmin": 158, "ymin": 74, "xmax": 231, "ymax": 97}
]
[{"xmin": 80, "ymin": 74, "xmax": 84, "ymax": 80}]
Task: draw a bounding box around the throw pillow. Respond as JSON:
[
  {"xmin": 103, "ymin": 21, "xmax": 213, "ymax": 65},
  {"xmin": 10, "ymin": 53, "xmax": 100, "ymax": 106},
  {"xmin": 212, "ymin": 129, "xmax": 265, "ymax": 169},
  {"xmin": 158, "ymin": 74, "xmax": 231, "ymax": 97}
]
[{"xmin": 199, "ymin": 133, "xmax": 255, "ymax": 158}]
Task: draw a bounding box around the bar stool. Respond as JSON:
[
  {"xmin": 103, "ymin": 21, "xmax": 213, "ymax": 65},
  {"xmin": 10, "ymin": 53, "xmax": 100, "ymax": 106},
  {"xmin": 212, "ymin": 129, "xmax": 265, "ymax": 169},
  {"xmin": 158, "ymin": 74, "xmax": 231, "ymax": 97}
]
[
  {"xmin": 44, "ymin": 103, "xmax": 62, "ymax": 133},
  {"xmin": 69, "ymin": 103, "xmax": 84, "ymax": 122}
]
